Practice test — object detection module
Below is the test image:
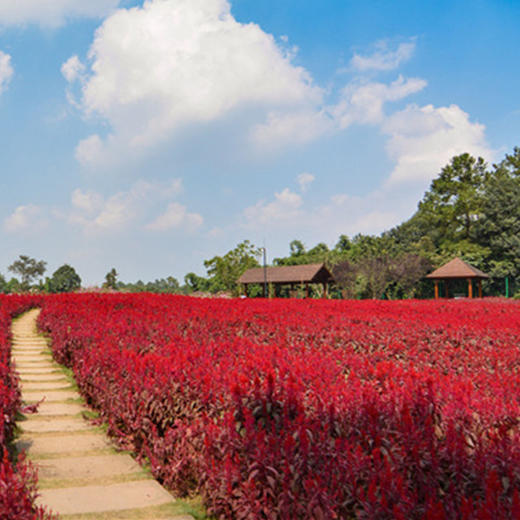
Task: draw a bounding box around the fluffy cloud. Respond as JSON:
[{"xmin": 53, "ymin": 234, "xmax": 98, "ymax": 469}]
[
  {"xmin": 146, "ymin": 202, "xmax": 203, "ymax": 231},
  {"xmin": 383, "ymin": 104, "xmax": 493, "ymax": 184},
  {"xmin": 61, "ymin": 55, "xmax": 86, "ymax": 83},
  {"xmin": 297, "ymin": 172, "xmax": 315, "ymax": 192},
  {"xmin": 251, "ymin": 75, "xmax": 426, "ymax": 148},
  {"xmin": 350, "ymin": 39, "xmax": 416, "ymax": 72},
  {"xmin": 66, "ymin": 0, "xmax": 321, "ymax": 166},
  {"xmin": 244, "ymin": 188, "xmax": 303, "ymax": 225},
  {"xmin": 333, "ymin": 75, "xmax": 427, "ymax": 128},
  {"xmin": 3, "ymin": 205, "xmax": 46, "ymax": 233},
  {"xmin": 68, "ymin": 178, "xmax": 188, "ymax": 233},
  {"xmin": 251, "ymin": 109, "xmax": 332, "ymax": 149},
  {"xmin": 0, "ymin": 51, "xmax": 13, "ymax": 95},
  {"xmin": 0, "ymin": 0, "xmax": 120, "ymax": 27}
]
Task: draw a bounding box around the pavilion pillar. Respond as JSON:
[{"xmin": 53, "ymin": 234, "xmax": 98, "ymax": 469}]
[
  {"xmin": 322, "ymin": 282, "xmax": 328, "ymax": 299},
  {"xmin": 467, "ymin": 278, "xmax": 473, "ymax": 298},
  {"xmin": 478, "ymin": 279, "xmax": 482, "ymax": 298},
  {"xmin": 434, "ymin": 280, "xmax": 439, "ymax": 299}
]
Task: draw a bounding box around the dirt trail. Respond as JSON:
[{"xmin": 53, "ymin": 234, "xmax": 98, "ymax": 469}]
[{"xmin": 12, "ymin": 309, "xmax": 196, "ymax": 520}]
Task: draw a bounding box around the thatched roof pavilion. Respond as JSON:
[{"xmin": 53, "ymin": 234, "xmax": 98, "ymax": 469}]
[
  {"xmin": 238, "ymin": 263, "xmax": 334, "ymax": 298},
  {"xmin": 426, "ymin": 257, "xmax": 489, "ymax": 298}
]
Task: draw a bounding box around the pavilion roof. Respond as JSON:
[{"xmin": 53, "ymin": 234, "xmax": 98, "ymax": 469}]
[
  {"xmin": 426, "ymin": 257, "xmax": 489, "ymax": 279},
  {"xmin": 238, "ymin": 263, "xmax": 334, "ymax": 284}
]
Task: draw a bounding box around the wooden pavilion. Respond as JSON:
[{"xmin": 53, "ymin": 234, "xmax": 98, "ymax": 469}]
[
  {"xmin": 238, "ymin": 263, "xmax": 334, "ymax": 298},
  {"xmin": 426, "ymin": 257, "xmax": 489, "ymax": 299}
]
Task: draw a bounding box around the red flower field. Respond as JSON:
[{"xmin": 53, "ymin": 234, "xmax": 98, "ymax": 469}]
[{"xmin": 33, "ymin": 294, "xmax": 520, "ymax": 519}]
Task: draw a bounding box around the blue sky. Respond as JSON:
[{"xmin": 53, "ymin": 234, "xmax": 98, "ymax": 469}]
[{"xmin": 0, "ymin": 0, "xmax": 519, "ymax": 286}]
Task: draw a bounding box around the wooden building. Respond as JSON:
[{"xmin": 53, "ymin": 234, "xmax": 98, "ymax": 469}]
[
  {"xmin": 238, "ymin": 263, "xmax": 334, "ymax": 298},
  {"xmin": 426, "ymin": 257, "xmax": 489, "ymax": 299}
]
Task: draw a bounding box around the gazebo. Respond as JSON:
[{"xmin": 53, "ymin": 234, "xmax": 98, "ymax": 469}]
[
  {"xmin": 426, "ymin": 257, "xmax": 489, "ymax": 299},
  {"xmin": 238, "ymin": 263, "xmax": 334, "ymax": 298}
]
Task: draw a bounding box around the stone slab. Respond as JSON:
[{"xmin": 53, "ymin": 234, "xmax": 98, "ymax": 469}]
[
  {"xmin": 37, "ymin": 454, "xmax": 141, "ymax": 480},
  {"xmin": 23, "ymin": 390, "xmax": 79, "ymax": 402},
  {"xmin": 17, "ymin": 368, "xmax": 60, "ymax": 375},
  {"xmin": 20, "ymin": 418, "xmax": 93, "ymax": 434},
  {"xmin": 11, "ymin": 345, "xmax": 50, "ymax": 356},
  {"xmin": 20, "ymin": 374, "xmax": 68, "ymax": 382},
  {"xmin": 15, "ymin": 360, "xmax": 56, "ymax": 366},
  {"xmin": 16, "ymin": 358, "xmax": 55, "ymax": 364},
  {"xmin": 16, "ymin": 364, "xmax": 58, "ymax": 371},
  {"xmin": 37, "ymin": 480, "xmax": 175, "ymax": 515},
  {"xmin": 21, "ymin": 381, "xmax": 72, "ymax": 391},
  {"xmin": 33, "ymin": 402, "xmax": 86, "ymax": 416},
  {"xmin": 16, "ymin": 433, "xmax": 111, "ymax": 456},
  {"xmin": 13, "ymin": 356, "xmax": 51, "ymax": 363}
]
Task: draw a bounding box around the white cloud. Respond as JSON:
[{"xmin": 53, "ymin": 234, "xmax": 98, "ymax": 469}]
[
  {"xmin": 71, "ymin": 188, "xmax": 104, "ymax": 214},
  {"xmin": 251, "ymin": 109, "xmax": 332, "ymax": 149},
  {"xmin": 350, "ymin": 39, "xmax": 416, "ymax": 72},
  {"xmin": 3, "ymin": 205, "xmax": 46, "ymax": 233},
  {"xmin": 0, "ymin": 51, "xmax": 13, "ymax": 95},
  {"xmin": 67, "ymin": 0, "xmax": 321, "ymax": 167},
  {"xmin": 146, "ymin": 202, "xmax": 203, "ymax": 231},
  {"xmin": 61, "ymin": 55, "xmax": 86, "ymax": 83},
  {"xmin": 0, "ymin": 0, "xmax": 120, "ymax": 27},
  {"xmin": 251, "ymin": 75, "xmax": 426, "ymax": 148},
  {"xmin": 67, "ymin": 179, "xmax": 190, "ymax": 234},
  {"xmin": 297, "ymin": 172, "xmax": 315, "ymax": 192},
  {"xmin": 244, "ymin": 188, "xmax": 303, "ymax": 225},
  {"xmin": 383, "ymin": 104, "xmax": 494, "ymax": 184},
  {"xmin": 333, "ymin": 75, "xmax": 427, "ymax": 128}
]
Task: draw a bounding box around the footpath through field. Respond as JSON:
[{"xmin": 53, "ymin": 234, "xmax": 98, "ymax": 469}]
[{"xmin": 12, "ymin": 309, "xmax": 195, "ymax": 520}]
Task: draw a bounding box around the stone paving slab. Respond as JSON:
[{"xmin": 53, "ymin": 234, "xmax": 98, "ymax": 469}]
[
  {"xmin": 20, "ymin": 418, "xmax": 94, "ymax": 434},
  {"xmin": 37, "ymin": 481, "xmax": 175, "ymax": 515},
  {"xmin": 16, "ymin": 433, "xmax": 111, "ymax": 456},
  {"xmin": 14, "ymin": 359, "xmax": 59, "ymax": 373},
  {"xmin": 22, "ymin": 390, "xmax": 79, "ymax": 402},
  {"xmin": 13, "ymin": 355, "xmax": 52, "ymax": 362},
  {"xmin": 20, "ymin": 373, "xmax": 69, "ymax": 382},
  {"xmin": 37, "ymin": 454, "xmax": 142, "ymax": 481},
  {"xmin": 21, "ymin": 381, "xmax": 72, "ymax": 391},
  {"xmin": 30, "ymin": 402, "xmax": 85, "ymax": 416},
  {"xmin": 15, "ymin": 367, "xmax": 58, "ymax": 374}
]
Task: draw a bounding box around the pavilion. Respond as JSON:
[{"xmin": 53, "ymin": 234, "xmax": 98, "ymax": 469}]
[
  {"xmin": 238, "ymin": 263, "xmax": 335, "ymax": 298},
  {"xmin": 426, "ymin": 257, "xmax": 489, "ymax": 299}
]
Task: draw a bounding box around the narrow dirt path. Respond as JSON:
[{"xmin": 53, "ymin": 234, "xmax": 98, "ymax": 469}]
[{"xmin": 12, "ymin": 309, "xmax": 196, "ymax": 520}]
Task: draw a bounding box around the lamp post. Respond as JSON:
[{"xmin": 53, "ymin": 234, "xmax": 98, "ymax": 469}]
[{"xmin": 263, "ymin": 246, "xmax": 268, "ymax": 298}]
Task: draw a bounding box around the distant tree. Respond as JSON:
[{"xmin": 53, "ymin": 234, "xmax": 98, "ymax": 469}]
[
  {"xmin": 48, "ymin": 264, "xmax": 82, "ymax": 293},
  {"xmin": 8, "ymin": 255, "xmax": 47, "ymax": 291},
  {"xmin": 290, "ymin": 240, "xmax": 306, "ymax": 257},
  {"xmin": 0, "ymin": 274, "xmax": 6, "ymax": 293},
  {"xmin": 184, "ymin": 272, "xmax": 211, "ymax": 293},
  {"xmin": 334, "ymin": 234, "xmax": 352, "ymax": 253},
  {"xmin": 5, "ymin": 278, "xmax": 21, "ymax": 294},
  {"xmin": 103, "ymin": 268, "xmax": 118, "ymax": 290},
  {"xmin": 332, "ymin": 260, "xmax": 358, "ymax": 298},
  {"xmin": 204, "ymin": 240, "xmax": 261, "ymax": 295}
]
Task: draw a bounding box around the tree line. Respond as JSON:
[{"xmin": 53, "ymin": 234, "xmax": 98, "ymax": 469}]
[{"xmin": 2, "ymin": 147, "xmax": 520, "ymax": 298}]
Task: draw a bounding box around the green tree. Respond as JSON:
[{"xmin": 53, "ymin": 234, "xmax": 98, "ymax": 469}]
[
  {"xmin": 48, "ymin": 264, "xmax": 82, "ymax": 293},
  {"xmin": 8, "ymin": 255, "xmax": 47, "ymax": 291},
  {"xmin": 184, "ymin": 272, "xmax": 210, "ymax": 293},
  {"xmin": 475, "ymin": 148, "xmax": 520, "ymax": 292},
  {"xmin": 0, "ymin": 274, "xmax": 6, "ymax": 293},
  {"xmin": 204, "ymin": 240, "xmax": 261, "ymax": 295},
  {"xmin": 103, "ymin": 268, "xmax": 118, "ymax": 290},
  {"xmin": 416, "ymin": 153, "xmax": 488, "ymax": 246}
]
